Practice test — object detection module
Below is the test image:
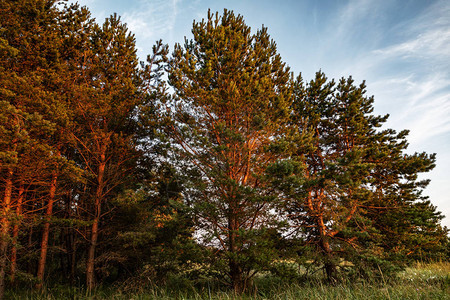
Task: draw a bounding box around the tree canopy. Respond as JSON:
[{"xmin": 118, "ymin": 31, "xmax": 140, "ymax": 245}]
[{"xmin": 0, "ymin": 2, "xmax": 447, "ymax": 296}]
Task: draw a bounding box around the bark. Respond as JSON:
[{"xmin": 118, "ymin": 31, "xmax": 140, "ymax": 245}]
[
  {"xmin": 27, "ymin": 226, "xmax": 33, "ymax": 274},
  {"xmin": 69, "ymin": 232, "xmax": 76, "ymax": 284},
  {"xmin": 0, "ymin": 169, "xmax": 13, "ymax": 299},
  {"xmin": 86, "ymin": 216, "xmax": 99, "ymax": 290},
  {"xmin": 64, "ymin": 191, "xmax": 76, "ymax": 284},
  {"xmin": 67, "ymin": 228, "xmax": 76, "ymax": 284},
  {"xmin": 324, "ymin": 257, "xmax": 337, "ymax": 283},
  {"xmin": 317, "ymin": 213, "xmax": 336, "ymax": 283},
  {"xmin": 36, "ymin": 173, "xmax": 58, "ymax": 289},
  {"xmin": 86, "ymin": 145, "xmax": 106, "ymax": 291},
  {"xmin": 229, "ymin": 258, "xmax": 244, "ymax": 295},
  {"xmin": 228, "ymin": 209, "xmax": 245, "ymax": 294},
  {"xmin": 10, "ymin": 185, "xmax": 24, "ymax": 282}
]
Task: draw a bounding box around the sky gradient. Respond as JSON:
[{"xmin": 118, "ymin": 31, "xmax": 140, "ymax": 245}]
[{"xmin": 69, "ymin": 0, "xmax": 450, "ymax": 228}]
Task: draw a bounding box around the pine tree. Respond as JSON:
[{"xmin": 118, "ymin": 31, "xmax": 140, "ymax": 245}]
[
  {"xmin": 359, "ymin": 125, "xmax": 447, "ymax": 265},
  {"xmin": 168, "ymin": 9, "xmax": 292, "ymax": 293},
  {"xmin": 275, "ymin": 71, "xmax": 444, "ymax": 281},
  {"xmin": 0, "ymin": 0, "xmax": 69, "ymax": 293},
  {"xmin": 65, "ymin": 13, "xmax": 144, "ymax": 290}
]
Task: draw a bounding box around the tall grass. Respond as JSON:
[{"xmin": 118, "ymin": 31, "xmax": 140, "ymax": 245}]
[{"xmin": 7, "ymin": 262, "xmax": 449, "ymax": 299}]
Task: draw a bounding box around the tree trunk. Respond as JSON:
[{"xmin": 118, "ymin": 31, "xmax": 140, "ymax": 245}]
[
  {"xmin": 324, "ymin": 260, "xmax": 337, "ymax": 283},
  {"xmin": 86, "ymin": 148, "xmax": 106, "ymax": 291},
  {"xmin": 10, "ymin": 185, "xmax": 24, "ymax": 283},
  {"xmin": 229, "ymin": 258, "xmax": 244, "ymax": 295},
  {"xmin": 36, "ymin": 173, "xmax": 58, "ymax": 289},
  {"xmin": 68, "ymin": 228, "xmax": 76, "ymax": 284},
  {"xmin": 317, "ymin": 214, "xmax": 336, "ymax": 283},
  {"xmin": 86, "ymin": 217, "xmax": 99, "ymax": 290},
  {"xmin": 228, "ymin": 211, "xmax": 244, "ymax": 294},
  {"xmin": 64, "ymin": 191, "xmax": 76, "ymax": 283},
  {"xmin": 0, "ymin": 168, "xmax": 13, "ymax": 299},
  {"xmin": 27, "ymin": 226, "xmax": 33, "ymax": 274}
]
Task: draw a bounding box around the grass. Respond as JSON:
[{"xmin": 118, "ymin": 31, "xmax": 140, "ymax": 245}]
[{"xmin": 6, "ymin": 262, "xmax": 450, "ymax": 299}]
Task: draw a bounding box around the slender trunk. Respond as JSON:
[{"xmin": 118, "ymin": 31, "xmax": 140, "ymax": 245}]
[
  {"xmin": 36, "ymin": 173, "xmax": 58, "ymax": 289},
  {"xmin": 323, "ymin": 247, "xmax": 336, "ymax": 283},
  {"xmin": 86, "ymin": 147, "xmax": 106, "ymax": 291},
  {"xmin": 10, "ymin": 185, "xmax": 24, "ymax": 282},
  {"xmin": 228, "ymin": 209, "xmax": 244, "ymax": 294},
  {"xmin": 59, "ymin": 230, "xmax": 66, "ymax": 277},
  {"xmin": 317, "ymin": 214, "xmax": 336, "ymax": 283},
  {"xmin": 86, "ymin": 217, "xmax": 99, "ymax": 290},
  {"xmin": 64, "ymin": 191, "xmax": 76, "ymax": 284},
  {"xmin": 0, "ymin": 168, "xmax": 13, "ymax": 299},
  {"xmin": 69, "ymin": 229, "xmax": 76, "ymax": 284},
  {"xmin": 69, "ymin": 212, "xmax": 76, "ymax": 284},
  {"xmin": 27, "ymin": 226, "xmax": 33, "ymax": 274},
  {"xmin": 229, "ymin": 258, "xmax": 243, "ymax": 295}
]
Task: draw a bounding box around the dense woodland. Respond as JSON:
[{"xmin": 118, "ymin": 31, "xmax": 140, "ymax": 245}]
[{"xmin": 0, "ymin": 0, "xmax": 448, "ymax": 296}]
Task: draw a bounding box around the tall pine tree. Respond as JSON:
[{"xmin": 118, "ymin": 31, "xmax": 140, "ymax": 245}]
[
  {"xmin": 272, "ymin": 71, "xmax": 445, "ymax": 281},
  {"xmin": 168, "ymin": 9, "xmax": 292, "ymax": 293},
  {"xmin": 66, "ymin": 13, "xmax": 145, "ymax": 290}
]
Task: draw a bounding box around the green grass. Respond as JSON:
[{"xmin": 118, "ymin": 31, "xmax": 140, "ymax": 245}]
[{"xmin": 6, "ymin": 262, "xmax": 450, "ymax": 299}]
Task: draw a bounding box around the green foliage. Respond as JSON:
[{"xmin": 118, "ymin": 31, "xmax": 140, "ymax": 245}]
[
  {"xmin": 168, "ymin": 9, "xmax": 293, "ymax": 293},
  {"xmin": 6, "ymin": 262, "xmax": 450, "ymax": 299},
  {"xmin": 0, "ymin": 1, "xmax": 447, "ymax": 296},
  {"xmin": 92, "ymin": 163, "xmax": 198, "ymax": 286},
  {"xmin": 269, "ymin": 71, "xmax": 447, "ymax": 282}
]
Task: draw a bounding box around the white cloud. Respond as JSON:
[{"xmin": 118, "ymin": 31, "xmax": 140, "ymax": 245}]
[
  {"xmin": 336, "ymin": 0, "xmax": 450, "ymax": 227},
  {"xmin": 405, "ymin": 92, "xmax": 450, "ymax": 145},
  {"xmin": 374, "ymin": 0, "xmax": 450, "ymax": 66},
  {"xmin": 366, "ymin": 74, "xmax": 450, "ymax": 148},
  {"xmin": 121, "ymin": 0, "xmax": 180, "ymax": 47},
  {"xmin": 333, "ymin": 0, "xmax": 450, "ymax": 140},
  {"xmin": 336, "ymin": 0, "xmax": 375, "ymax": 33},
  {"xmin": 374, "ymin": 27, "xmax": 450, "ymax": 61},
  {"xmin": 371, "ymin": 1, "xmax": 450, "ymax": 141}
]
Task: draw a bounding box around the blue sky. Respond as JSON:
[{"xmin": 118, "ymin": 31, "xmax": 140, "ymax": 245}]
[{"xmin": 70, "ymin": 0, "xmax": 450, "ymax": 228}]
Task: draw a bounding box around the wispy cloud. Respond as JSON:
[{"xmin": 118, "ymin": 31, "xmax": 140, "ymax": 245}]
[
  {"xmin": 335, "ymin": 0, "xmax": 376, "ymax": 35},
  {"xmin": 325, "ymin": 0, "xmax": 384, "ymax": 54},
  {"xmin": 375, "ymin": 28, "xmax": 450, "ymax": 60},
  {"xmin": 330, "ymin": 0, "xmax": 450, "ymax": 144},
  {"xmin": 369, "ymin": 0, "xmax": 450, "ymax": 141},
  {"xmin": 408, "ymin": 94, "xmax": 450, "ymax": 143},
  {"xmin": 122, "ymin": 0, "xmax": 179, "ymax": 38},
  {"xmin": 323, "ymin": 0, "xmax": 450, "ymax": 225},
  {"xmin": 121, "ymin": 0, "xmax": 180, "ymax": 56},
  {"xmin": 373, "ymin": 0, "xmax": 449, "ymax": 69},
  {"xmin": 360, "ymin": 1, "xmax": 450, "ymax": 225},
  {"xmin": 394, "ymin": 77, "xmax": 450, "ymax": 146}
]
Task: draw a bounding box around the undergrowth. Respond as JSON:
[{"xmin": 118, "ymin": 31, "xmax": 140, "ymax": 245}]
[{"xmin": 6, "ymin": 262, "xmax": 449, "ymax": 299}]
